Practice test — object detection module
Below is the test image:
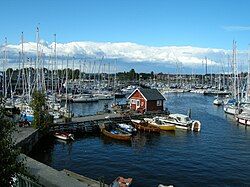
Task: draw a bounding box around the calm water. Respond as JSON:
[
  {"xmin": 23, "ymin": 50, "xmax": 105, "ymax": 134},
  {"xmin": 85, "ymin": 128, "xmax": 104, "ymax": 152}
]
[{"xmin": 29, "ymin": 93, "xmax": 250, "ymax": 187}]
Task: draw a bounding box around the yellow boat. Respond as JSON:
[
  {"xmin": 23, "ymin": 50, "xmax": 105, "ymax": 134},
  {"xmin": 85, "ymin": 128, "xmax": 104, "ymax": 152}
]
[{"xmin": 144, "ymin": 117, "xmax": 176, "ymax": 131}]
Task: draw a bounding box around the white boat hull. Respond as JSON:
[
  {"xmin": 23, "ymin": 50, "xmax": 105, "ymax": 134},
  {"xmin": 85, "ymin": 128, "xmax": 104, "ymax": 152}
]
[
  {"xmin": 224, "ymin": 105, "xmax": 238, "ymax": 115},
  {"xmin": 54, "ymin": 133, "xmax": 74, "ymax": 141}
]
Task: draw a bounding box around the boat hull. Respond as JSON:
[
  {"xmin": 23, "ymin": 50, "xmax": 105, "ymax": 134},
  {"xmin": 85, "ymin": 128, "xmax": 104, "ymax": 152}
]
[
  {"xmin": 224, "ymin": 105, "xmax": 238, "ymax": 115},
  {"xmin": 157, "ymin": 125, "xmax": 176, "ymax": 131},
  {"xmin": 132, "ymin": 122, "xmax": 161, "ymax": 133},
  {"xmin": 54, "ymin": 132, "xmax": 74, "ymax": 141},
  {"xmin": 101, "ymin": 128, "xmax": 131, "ymax": 141},
  {"xmin": 235, "ymin": 115, "xmax": 250, "ymax": 126}
]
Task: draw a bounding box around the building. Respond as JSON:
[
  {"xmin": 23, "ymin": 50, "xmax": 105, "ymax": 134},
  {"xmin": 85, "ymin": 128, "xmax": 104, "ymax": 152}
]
[{"xmin": 127, "ymin": 88, "xmax": 165, "ymax": 113}]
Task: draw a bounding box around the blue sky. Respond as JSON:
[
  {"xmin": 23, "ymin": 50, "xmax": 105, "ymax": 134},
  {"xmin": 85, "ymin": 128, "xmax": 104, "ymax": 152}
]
[{"xmin": 0, "ymin": 0, "xmax": 250, "ymax": 50}]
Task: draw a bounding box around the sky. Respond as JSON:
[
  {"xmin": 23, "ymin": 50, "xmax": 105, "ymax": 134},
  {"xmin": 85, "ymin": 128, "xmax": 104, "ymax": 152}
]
[{"xmin": 0, "ymin": 0, "xmax": 249, "ymax": 73}]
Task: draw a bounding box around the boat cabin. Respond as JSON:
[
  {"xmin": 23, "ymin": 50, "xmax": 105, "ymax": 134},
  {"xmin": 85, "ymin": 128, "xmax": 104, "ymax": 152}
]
[
  {"xmin": 127, "ymin": 88, "xmax": 165, "ymax": 113},
  {"xmin": 169, "ymin": 114, "xmax": 191, "ymax": 124}
]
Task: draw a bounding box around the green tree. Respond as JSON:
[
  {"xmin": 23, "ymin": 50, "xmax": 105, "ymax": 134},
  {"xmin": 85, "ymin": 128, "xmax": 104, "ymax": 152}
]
[
  {"xmin": 128, "ymin": 69, "xmax": 136, "ymax": 80},
  {"xmin": 30, "ymin": 91, "xmax": 52, "ymax": 130},
  {"xmin": 0, "ymin": 98, "xmax": 25, "ymax": 186},
  {"xmin": 74, "ymin": 69, "xmax": 80, "ymax": 79},
  {"xmin": 151, "ymin": 71, "xmax": 154, "ymax": 79}
]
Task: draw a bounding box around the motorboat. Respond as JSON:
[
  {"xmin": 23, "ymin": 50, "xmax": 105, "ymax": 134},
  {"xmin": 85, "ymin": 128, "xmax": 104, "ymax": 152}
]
[
  {"xmin": 49, "ymin": 111, "xmax": 61, "ymax": 119},
  {"xmin": 54, "ymin": 132, "xmax": 74, "ymax": 141},
  {"xmin": 72, "ymin": 94, "xmax": 98, "ymax": 103},
  {"xmin": 59, "ymin": 106, "xmax": 73, "ymax": 118},
  {"xmin": 20, "ymin": 105, "xmax": 34, "ymax": 122},
  {"xmin": 154, "ymin": 114, "xmax": 201, "ymax": 132},
  {"xmin": 117, "ymin": 123, "xmax": 137, "ymax": 134},
  {"xmin": 93, "ymin": 92, "xmax": 114, "ymax": 100},
  {"xmin": 131, "ymin": 119, "xmax": 161, "ymax": 133},
  {"xmin": 4, "ymin": 98, "xmax": 15, "ymax": 109},
  {"xmin": 213, "ymin": 96, "xmax": 223, "ymax": 106},
  {"xmin": 110, "ymin": 176, "xmax": 133, "ymax": 187},
  {"xmin": 48, "ymin": 102, "xmax": 61, "ymax": 111},
  {"xmin": 144, "ymin": 117, "xmax": 176, "ymax": 131}
]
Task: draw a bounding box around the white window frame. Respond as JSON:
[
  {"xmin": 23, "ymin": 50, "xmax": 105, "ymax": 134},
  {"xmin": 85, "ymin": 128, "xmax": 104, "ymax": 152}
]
[
  {"xmin": 157, "ymin": 100, "xmax": 162, "ymax": 106},
  {"xmin": 131, "ymin": 99, "xmax": 136, "ymax": 104}
]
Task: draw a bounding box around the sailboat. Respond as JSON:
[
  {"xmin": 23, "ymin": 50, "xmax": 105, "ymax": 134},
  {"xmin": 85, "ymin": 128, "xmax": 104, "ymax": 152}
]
[
  {"xmin": 224, "ymin": 40, "xmax": 240, "ymax": 115},
  {"xmin": 59, "ymin": 56, "xmax": 73, "ymax": 118},
  {"xmin": 213, "ymin": 73, "xmax": 223, "ymax": 106}
]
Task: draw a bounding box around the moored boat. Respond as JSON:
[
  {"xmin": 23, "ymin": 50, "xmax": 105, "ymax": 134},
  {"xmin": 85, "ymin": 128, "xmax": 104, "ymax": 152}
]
[
  {"xmin": 117, "ymin": 123, "xmax": 137, "ymax": 134},
  {"xmin": 54, "ymin": 132, "xmax": 74, "ymax": 141},
  {"xmin": 223, "ymin": 99, "xmax": 239, "ymax": 115},
  {"xmin": 235, "ymin": 112, "xmax": 250, "ymax": 126},
  {"xmin": 131, "ymin": 119, "xmax": 161, "ymax": 133},
  {"xmin": 224, "ymin": 104, "xmax": 239, "ymax": 115},
  {"xmin": 100, "ymin": 123, "xmax": 132, "ymax": 141},
  {"xmin": 110, "ymin": 176, "xmax": 133, "ymax": 187},
  {"xmin": 213, "ymin": 97, "xmax": 223, "ymax": 106},
  {"xmin": 152, "ymin": 114, "xmax": 201, "ymax": 132},
  {"xmin": 144, "ymin": 117, "xmax": 176, "ymax": 131}
]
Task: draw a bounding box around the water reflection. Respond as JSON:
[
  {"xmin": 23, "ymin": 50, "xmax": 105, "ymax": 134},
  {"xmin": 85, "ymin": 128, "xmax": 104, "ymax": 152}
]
[{"xmin": 100, "ymin": 135, "xmax": 132, "ymax": 147}]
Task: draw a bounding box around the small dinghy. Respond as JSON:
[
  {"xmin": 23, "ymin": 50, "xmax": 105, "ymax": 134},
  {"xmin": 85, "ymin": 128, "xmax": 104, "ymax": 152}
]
[
  {"xmin": 54, "ymin": 132, "xmax": 74, "ymax": 141},
  {"xmin": 110, "ymin": 176, "xmax": 133, "ymax": 187},
  {"xmin": 117, "ymin": 123, "xmax": 137, "ymax": 134},
  {"xmin": 213, "ymin": 96, "xmax": 223, "ymax": 106},
  {"xmin": 100, "ymin": 123, "xmax": 132, "ymax": 141}
]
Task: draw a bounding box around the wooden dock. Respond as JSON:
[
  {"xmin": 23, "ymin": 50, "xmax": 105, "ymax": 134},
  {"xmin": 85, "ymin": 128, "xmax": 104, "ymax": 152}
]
[{"xmin": 50, "ymin": 113, "xmax": 140, "ymax": 133}]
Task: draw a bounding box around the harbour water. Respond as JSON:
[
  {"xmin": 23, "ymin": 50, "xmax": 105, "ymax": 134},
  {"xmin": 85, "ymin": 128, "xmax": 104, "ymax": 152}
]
[{"xmin": 29, "ymin": 93, "xmax": 250, "ymax": 186}]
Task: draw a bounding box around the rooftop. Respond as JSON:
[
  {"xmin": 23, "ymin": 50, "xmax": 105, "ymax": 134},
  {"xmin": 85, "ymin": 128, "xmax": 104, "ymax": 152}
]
[{"xmin": 129, "ymin": 88, "xmax": 165, "ymax": 101}]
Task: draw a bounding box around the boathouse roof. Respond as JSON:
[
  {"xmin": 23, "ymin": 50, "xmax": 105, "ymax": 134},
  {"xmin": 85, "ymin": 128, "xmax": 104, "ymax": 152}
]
[{"xmin": 128, "ymin": 88, "xmax": 165, "ymax": 101}]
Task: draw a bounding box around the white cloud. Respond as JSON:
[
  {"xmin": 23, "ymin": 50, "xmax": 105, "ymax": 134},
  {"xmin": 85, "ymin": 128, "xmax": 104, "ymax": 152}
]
[
  {"xmin": 0, "ymin": 40, "xmax": 247, "ymax": 72},
  {"xmin": 222, "ymin": 25, "xmax": 250, "ymax": 31}
]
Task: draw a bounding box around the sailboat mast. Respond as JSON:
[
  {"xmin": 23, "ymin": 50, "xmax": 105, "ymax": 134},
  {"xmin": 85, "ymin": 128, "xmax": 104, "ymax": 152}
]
[
  {"xmin": 54, "ymin": 34, "xmax": 60, "ymax": 95},
  {"xmin": 35, "ymin": 26, "xmax": 40, "ymax": 91},
  {"xmin": 51, "ymin": 49, "xmax": 54, "ymax": 96},
  {"xmin": 4, "ymin": 37, "xmax": 7, "ymax": 98},
  {"xmin": 246, "ymin": 44, "xmax": 250, "ymax": 101},
  {"xmin": 21, "ymin": 32, "xmax": 25, "ymax": 97},
  {"xmin": 66, "ymin": 56, "xmax": 68, "ymax": 108}
]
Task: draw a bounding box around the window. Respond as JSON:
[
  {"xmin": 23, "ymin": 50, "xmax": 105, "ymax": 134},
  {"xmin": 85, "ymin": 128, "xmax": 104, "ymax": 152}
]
[
  {"xmin": 131, "ymin": 99, "xmax": 136, "ymax": 104},
  {"xmin": 136, "ymin": 100, "xmax": 140, "ymax": 107},
  {"xmin": 157, "ymin": 100, "xmax": 162, "ymax": 106}
]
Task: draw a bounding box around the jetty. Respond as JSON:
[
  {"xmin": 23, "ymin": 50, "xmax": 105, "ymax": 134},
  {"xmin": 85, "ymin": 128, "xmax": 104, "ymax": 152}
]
[
  {"xmin": 13, "ymin": 112, "xmax": 140, "ymax": 187},
  {"xmin": 51, "ymin": 112, "xmax": 139, "ymax": 133}
]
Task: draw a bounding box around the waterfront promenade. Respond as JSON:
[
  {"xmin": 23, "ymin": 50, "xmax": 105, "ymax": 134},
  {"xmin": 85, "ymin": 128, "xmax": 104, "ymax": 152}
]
[
  {"xmin": 13, "ymin": 122, "xmax": 108, "ymax": 186},
  {"xmin": 13, "ymin": 126, "xmax": 37, "ymax": 146}
]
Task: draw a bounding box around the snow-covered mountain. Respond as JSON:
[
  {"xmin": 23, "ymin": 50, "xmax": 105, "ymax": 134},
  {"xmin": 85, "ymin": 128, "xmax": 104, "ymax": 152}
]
[{"xmin": 0, "ymin": 41, "xmax": 247, "ymax": 72}]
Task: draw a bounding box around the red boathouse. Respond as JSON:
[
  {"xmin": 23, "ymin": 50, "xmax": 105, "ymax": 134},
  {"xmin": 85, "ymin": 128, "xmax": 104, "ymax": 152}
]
[{"xmin": 127, "ymin": 88, "xmax": 165, "ymax": 113}]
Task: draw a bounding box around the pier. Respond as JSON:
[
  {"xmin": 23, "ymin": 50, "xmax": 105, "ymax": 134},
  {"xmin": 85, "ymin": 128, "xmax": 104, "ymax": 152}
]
[
  {"xmin": 19, "ymin": 154, "xmax": 108, "ymax": 187},
  {"xmin": 51, "ymin": 112, "xmax": 140, "ymax": 133},
  {"xmin": 13, "ymin": 113, "xmax": 136, "ymax": 187},
  {"xmin": 13, "ymin": 111, "xmax": 145, "ymax": 186}
]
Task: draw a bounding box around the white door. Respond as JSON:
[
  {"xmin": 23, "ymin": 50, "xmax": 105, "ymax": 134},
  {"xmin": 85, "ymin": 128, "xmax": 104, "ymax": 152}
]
[{"xmin": 136, "ymin": 100, "xmax": 140, "ymax": 109}]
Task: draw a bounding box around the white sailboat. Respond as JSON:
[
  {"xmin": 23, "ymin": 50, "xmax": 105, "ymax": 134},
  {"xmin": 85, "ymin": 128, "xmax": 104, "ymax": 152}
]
[
  {"xmin": 224, "ymin": 40, "xmax": 239, "ymax": 115},
  {"xmin": 59, "ymin": 56, "xmax": 73, "ymax": 118}
]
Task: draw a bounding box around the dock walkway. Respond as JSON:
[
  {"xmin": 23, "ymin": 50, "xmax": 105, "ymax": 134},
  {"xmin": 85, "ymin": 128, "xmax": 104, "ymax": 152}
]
[
  {"xmin": 51, "ymin": 113, "xmax": 139, "ymax": 132},
  {"xmin": 55, "ymin": 113, "xmax": 134, "ymax": 124}
]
